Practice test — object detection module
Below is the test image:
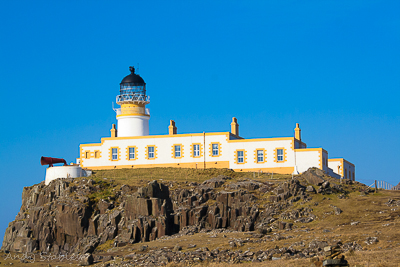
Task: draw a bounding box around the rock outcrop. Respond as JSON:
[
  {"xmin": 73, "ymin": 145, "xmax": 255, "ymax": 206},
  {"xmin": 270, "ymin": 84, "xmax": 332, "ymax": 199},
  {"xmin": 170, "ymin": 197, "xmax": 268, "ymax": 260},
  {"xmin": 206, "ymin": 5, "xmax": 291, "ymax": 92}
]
[{"xmin": 2, "ymin": 168, "xmax": 344, "ymax": 255}]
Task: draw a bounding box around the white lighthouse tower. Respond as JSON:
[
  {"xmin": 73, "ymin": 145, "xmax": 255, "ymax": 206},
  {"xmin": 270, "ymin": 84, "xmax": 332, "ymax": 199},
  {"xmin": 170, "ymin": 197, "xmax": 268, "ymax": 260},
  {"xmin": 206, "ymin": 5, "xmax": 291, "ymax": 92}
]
[{"xmin": 114, "ymin": 66, "xmax": 150, "ymax": 137}]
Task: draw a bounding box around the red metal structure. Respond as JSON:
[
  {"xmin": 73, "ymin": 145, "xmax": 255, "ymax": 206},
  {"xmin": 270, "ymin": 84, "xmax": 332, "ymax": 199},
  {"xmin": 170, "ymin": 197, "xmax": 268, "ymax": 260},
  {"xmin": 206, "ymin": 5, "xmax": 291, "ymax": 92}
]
[{"xmin": 40, "ymin": 156, "xmax": 68, "ymax": 167}]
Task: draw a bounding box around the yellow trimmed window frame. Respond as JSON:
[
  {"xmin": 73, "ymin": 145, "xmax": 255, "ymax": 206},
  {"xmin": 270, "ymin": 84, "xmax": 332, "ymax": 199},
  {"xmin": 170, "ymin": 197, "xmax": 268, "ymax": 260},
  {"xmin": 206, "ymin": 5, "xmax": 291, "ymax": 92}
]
[
  {"xmin": 171, "ymin": 144, "xmax": 184, "ymax": 159},
  {"xmin": 126, "ymin": 146, "xmax": 138, "ymax": 161},
  {"xmin": 191, "ymin": 143, "xmax": 203, "ymax": 158},
  {"xmin": 254, "ymin": 148, "xmax": 266, "ymax": 163},
  {"xmin": 209, "ymin": 142, "xmax": 222, "ymax": 157},
  {"xmin": 145, "ymin": 145, "xmax": 158, "ymax": 160},
  {"xmin": 109, "ymin": 147, "xmax": 121, "ymax": 161},
  {"xmin": 234, "ymin": 149, "xmax": 247, "ymax": 164},
  {"xmin": 274, "ymin": 147, "xmax": 287, "ymax": 163}
]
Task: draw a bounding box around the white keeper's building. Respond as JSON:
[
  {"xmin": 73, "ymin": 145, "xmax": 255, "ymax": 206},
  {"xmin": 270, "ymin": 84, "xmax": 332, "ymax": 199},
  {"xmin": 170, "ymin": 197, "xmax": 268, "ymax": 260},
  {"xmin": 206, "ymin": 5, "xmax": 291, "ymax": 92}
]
[{"xmin": 78, "ymin": 67, "xmax": 355, "ymax": 180}]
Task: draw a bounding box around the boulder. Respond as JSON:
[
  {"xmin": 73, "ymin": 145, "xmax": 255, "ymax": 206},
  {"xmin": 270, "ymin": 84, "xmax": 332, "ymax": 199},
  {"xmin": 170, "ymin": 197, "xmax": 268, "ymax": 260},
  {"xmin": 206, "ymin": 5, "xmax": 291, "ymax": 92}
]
[
  {"xmin": 306, "ymin": 185, "xmax": 316, "ymax": 193},
  {"xmin": 228, "ymin": 180, "xmax": 262, "ymax": 190},
  {"xmin": 202, "ymin": 175, "xmax": 231, "ymax": 188},
  {"xmin": 97, "ymin": 199, "xmax": 114, "ymax": 214},
  {"xmin": 173, "ymin": 244, "xmax": 182, "ymax": 251},
  {"xmin": 137, "ymin": 180, "xmax": 169, "ymax": 199},
  {"xmin": 321, "ymin": 181, "xmax": 330, "ymax": 189},
  {"xmin": 79, "ymin": 253, "xmax": 93, "ymax": 266},
  {"xmin": 330, "ymin": 205, "xmax": 343, "ymax": 215},
  {"xmin": 303, "ymin": 168, "xmax": 326, "ymax": 186},
  {"xmin": 278, "ymin": 221, "xmax": 286, "ymax": 230}
]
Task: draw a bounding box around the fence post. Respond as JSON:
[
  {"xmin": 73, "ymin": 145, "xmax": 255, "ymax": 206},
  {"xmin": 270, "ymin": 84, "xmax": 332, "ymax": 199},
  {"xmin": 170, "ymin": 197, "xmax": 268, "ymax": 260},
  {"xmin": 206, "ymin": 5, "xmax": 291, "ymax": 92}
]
[{"xmin": 375, "ymin": 180, "xmax": 377, "ymax": 193}]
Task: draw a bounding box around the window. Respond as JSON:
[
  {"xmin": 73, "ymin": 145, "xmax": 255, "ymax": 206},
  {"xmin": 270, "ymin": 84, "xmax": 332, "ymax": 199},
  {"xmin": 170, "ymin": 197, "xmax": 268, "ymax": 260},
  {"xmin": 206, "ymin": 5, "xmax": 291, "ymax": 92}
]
[
  {"xmin": 174, "ymin": 145, "xmax": 181, "ymax": 158},
  {"xmin": 257, "ymin": 150, "xmax": 264, "ymax": 163},
  {"xmin": 148, "ymin": 146, "xmax": 155, "ymax": 159},
  {"xmin": 112, "ymin": 148, "xmax": 118, "ymax": 160},
  {"xmin": 212, "ymin": 143, "xmax": 219, "ymax": 156},
  {"xmin": 146, "ymin": 145, "xmax": 157, "ymax": 160},
  {"xmin": 172, "ymin": 144, "xmax": 183, "ymax": 158},
  {"xmin": 254, "ymin": 148, "xmax": 266, "ymax": 163},
  {"xmin": 126, "ymin": 146, "xmax": 138, "ymax": 161},
  {"xmin": 277, "ymin": 149, "xmax": 284, "ymax": 162},
  {"xmin": 235, "ymin": 149, "xmax": 246, "ymax": 164},
  {"xmin": 129, "ymin": 147, "xmax": 135, "ymax": 160},
  {"xmin": 193, "ymin": 144, "xmax": 200, "ymax": 157},
  {"xmin": 210, "ymin": 143, "xmax": 221, "ymax": 157},
  {"xmin": 191, "ymin": 143, "xmax": 202, "ymax": 158},
  {"xmin": 274, "ymin": 148, "xmax": 285, "ymax": 163},
  {"xmin": 237, "ymin": 150, "xmax": 244, "ymax": 163}
]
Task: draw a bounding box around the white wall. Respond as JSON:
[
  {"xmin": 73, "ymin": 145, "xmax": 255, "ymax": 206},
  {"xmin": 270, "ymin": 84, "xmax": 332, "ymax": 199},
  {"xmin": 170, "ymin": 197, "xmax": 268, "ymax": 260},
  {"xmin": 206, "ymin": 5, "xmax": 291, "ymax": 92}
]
[
  {"xmin": 228, "ymin": 139, "xmax": 294, "ymax": 170},
  {"xmin": 45, "ymin": 166, "xmax": 86, "ymax": 185},
  {"xmin": 117, "ymin": 115, "xmax": 150, "ymax": 137},
  {"xmin": 80, "ymin": 133, "xmax": 352, "ymax": 177},
  {"xmin": 344, "ymin": 161, "xmax": 355, "ymax": 180},
  {"xmin": 295, "ymin": 150, "xmax": 321, "ymax": 173},
  {"xmin": 328, "ymin": 160, "xmax": 342, "ymax": 177},
  {"xmin": 81, "ymin": 134, "xmax": 296, "ymax": 172}
]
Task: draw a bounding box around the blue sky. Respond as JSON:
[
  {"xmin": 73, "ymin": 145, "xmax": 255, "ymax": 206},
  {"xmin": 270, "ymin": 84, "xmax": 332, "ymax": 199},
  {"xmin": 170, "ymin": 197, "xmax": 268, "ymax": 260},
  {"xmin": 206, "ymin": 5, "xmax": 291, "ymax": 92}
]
[{"xmin": 1, "ymin": 1, "xmax": 399, "ymax": 244}]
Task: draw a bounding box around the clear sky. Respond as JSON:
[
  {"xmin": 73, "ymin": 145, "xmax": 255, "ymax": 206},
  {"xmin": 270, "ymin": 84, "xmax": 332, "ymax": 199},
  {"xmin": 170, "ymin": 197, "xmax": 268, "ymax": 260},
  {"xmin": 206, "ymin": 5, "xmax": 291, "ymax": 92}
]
[{"xmin": 1, "ymin": 1, "xmax": 399, "ymax": 245}]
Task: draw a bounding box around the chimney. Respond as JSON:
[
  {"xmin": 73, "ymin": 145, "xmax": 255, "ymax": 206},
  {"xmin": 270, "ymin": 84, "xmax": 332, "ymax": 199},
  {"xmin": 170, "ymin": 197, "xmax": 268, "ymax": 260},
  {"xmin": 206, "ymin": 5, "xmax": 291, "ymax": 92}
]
[
  {"xmin": 231, "ymin": 117, "xmax": 239, "ymax": 136},
  {"xmin": 111, "ymin": 124, "xmax": 117, "ymax": 138},
  {"xmin": 168, "ymin": 120, "xmax": 177, "ymax": 135},
  {"xmin": 294, "ymin": 123, "xmax": 301, "ymax": 141}
]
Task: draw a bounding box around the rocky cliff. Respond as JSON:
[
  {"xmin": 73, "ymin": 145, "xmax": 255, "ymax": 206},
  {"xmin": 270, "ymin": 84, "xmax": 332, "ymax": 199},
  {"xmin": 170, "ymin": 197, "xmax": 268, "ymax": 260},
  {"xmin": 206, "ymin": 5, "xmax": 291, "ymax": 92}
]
[{"xmin": 1, "ymin": 168, "xmax": 347, "ymax": 255}]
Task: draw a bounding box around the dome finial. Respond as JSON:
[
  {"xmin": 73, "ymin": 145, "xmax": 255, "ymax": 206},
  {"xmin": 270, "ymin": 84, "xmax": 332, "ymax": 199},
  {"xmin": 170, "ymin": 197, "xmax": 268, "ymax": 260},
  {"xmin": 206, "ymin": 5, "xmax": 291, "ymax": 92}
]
[{"xmin": 129, "ymin": 66, "xmax": 135, "ymax": 74}]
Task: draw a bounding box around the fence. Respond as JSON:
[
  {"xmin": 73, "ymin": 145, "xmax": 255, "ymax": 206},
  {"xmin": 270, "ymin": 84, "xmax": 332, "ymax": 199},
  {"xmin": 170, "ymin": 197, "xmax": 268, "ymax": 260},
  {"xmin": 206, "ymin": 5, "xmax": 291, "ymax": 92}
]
[{"xmin": 368, "ymin": 180, "xmax": 399, "ymax": 191}]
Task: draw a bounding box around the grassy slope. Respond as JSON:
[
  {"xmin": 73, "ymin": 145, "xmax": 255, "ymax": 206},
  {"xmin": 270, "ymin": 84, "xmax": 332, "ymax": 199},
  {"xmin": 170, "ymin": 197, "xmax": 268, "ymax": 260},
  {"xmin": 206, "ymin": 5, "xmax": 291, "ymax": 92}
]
[
  {"xmin": 87, "ymin": 168, "xmax": 400, "ymax": 266},
  {"xmin": 1, "ymin": 168, "xmax": 399, "ymax": 266}
]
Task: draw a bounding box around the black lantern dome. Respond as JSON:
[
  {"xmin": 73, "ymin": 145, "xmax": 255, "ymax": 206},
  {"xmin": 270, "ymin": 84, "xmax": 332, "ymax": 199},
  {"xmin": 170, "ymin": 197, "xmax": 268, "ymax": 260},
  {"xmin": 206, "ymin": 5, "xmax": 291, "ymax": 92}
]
[
  {"xmin": 117, "ymin": 66, "xmax": 149, "ymax": 104},
  {"xmin": 120, "ymin": 66, "xmax": 145, "ymax": 84}
]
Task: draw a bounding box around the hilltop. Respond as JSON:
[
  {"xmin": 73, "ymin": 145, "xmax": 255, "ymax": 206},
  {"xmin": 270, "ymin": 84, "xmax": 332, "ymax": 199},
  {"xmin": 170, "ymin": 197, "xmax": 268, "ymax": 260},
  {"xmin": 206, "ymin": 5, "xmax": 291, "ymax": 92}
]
[{"xmin": 1, "ymin": 168, "xmax": 400, "ymax": 266}]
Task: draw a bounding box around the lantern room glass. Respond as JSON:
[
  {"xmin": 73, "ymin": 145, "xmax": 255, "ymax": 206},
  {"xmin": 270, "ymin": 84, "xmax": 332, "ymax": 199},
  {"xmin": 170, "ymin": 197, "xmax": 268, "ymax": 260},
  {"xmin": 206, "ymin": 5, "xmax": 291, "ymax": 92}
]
[{"xmin": 119, "ymin": 83, "xmax": 146, "ymax": 102}]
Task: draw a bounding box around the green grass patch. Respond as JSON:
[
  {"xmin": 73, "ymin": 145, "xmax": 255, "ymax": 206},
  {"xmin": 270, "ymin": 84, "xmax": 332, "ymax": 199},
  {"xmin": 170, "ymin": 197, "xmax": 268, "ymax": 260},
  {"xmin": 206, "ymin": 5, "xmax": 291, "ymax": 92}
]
[
  {"xmin": 88, "ymin": 187, "xmax": 115, "ymax": 202},
  {"xmin": 95, "ymin": 239, "xmax": 114, "ymax": 252}
]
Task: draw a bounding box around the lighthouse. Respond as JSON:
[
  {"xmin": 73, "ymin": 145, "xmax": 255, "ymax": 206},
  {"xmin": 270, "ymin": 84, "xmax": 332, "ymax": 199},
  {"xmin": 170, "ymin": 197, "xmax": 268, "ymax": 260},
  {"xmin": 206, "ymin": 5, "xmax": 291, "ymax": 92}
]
[
  {"xmin": 78, "ymin": 66, "xmax": 355, "ymax": 180},
  {"xmin": 114, "ymin": 66, "xmax": 150, "ymax": 137}
]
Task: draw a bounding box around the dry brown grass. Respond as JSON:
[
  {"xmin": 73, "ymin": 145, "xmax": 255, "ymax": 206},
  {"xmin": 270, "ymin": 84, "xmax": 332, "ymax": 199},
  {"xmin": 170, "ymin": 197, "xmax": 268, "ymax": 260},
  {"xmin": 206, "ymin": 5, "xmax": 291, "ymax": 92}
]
[{"xmin": 88, "ymin": 167, "xmax": 292, "ymax": 188}]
